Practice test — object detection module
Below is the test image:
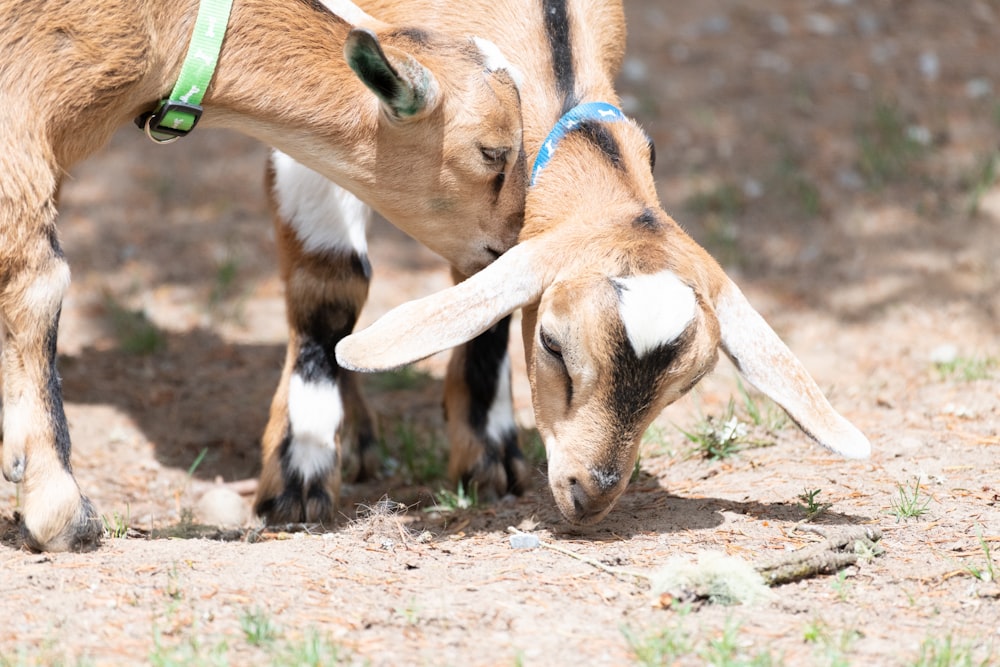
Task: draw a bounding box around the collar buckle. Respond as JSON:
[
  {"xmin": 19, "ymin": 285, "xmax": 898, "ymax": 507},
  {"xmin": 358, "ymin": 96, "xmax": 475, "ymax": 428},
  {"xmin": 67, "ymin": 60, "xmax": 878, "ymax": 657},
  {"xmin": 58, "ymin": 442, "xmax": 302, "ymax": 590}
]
[{"xmin": 135, "ymin": 100, "xmax": 204, "ymax": 144}]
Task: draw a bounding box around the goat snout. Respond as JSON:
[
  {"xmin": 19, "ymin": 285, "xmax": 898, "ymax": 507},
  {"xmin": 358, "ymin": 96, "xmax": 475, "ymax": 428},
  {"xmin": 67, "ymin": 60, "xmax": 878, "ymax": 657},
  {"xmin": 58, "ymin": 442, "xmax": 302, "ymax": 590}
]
[{"xmin": 554, "ymin": 470, "xmax": 625, "ymax": 525}]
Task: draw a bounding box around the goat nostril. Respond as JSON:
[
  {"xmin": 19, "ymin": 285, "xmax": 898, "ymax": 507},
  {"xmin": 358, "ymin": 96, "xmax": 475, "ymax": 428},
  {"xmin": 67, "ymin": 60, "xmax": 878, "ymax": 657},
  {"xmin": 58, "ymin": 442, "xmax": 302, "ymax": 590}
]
[{"xmin": 568, "ymin": 477, "xmax": 589, "ymax": 516}]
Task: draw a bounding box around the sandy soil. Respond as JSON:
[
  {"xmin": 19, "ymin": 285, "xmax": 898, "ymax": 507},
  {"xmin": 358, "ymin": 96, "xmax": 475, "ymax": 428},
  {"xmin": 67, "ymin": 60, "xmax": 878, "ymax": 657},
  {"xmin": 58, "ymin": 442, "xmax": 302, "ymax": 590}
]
[{"xmin": 3, "ymin": 1, "xmax": 999, "ymax": 665}]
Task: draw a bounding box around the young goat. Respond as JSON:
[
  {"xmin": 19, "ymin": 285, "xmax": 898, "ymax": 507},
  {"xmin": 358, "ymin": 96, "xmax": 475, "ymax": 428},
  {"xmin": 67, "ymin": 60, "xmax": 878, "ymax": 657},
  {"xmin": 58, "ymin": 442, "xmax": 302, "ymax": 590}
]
[
  {"xmin": 266, "ymin": 0, "xmax": 871, "ymax": 526},
  {"xmin": 0, "ymin": 0, "xmax": 525, "ymax": 551}
]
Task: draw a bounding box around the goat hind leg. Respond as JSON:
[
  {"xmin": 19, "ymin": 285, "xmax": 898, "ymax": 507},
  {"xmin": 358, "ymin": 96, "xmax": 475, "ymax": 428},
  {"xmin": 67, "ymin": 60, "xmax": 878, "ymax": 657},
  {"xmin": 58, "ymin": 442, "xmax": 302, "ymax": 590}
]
[{"xmin": 255, "ymin": 157, "xmax": 376, "ymax": 525}]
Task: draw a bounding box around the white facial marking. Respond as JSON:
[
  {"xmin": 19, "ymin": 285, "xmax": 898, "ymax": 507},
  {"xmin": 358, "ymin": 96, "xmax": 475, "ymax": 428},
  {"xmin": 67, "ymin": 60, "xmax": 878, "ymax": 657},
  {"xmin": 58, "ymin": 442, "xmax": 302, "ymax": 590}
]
[
  {"xmin": 485, "ymin": 354, "xmax": 516, "ymax": 443},
  {"xmin": 272, "ymin": 151, "xmax": 371, "ymax": 256},
  {"xmin": 287, "ymin": 374, "xmax": 344, "ymax": 482},
  {"xmin": 614, "ymin": 271, "xmax": 696, "ymax": 357},
  {"xmin": 472, "ymin": 36, "xmax": 524, "ymax": 89}
]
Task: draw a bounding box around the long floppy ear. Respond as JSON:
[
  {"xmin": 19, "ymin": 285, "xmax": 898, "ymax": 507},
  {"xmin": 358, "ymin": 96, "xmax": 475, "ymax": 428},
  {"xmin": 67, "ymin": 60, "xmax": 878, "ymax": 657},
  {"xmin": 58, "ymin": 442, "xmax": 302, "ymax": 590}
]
[
  {"xmin": 714, "ymin": 279, "xmax": 871, "ymax": 459},
  {"xmin": 345, "ymin": 28, "xmax": 439, "ymax": 119},
  {"xmin": 336, "ymin": 241, "xmax": 547, "ymax": 371}
]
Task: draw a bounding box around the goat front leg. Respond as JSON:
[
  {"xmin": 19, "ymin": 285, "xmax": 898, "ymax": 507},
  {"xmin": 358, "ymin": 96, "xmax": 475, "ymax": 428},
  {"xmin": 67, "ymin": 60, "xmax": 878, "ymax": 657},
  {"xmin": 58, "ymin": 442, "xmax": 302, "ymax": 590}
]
[
  {"xmin": 255, "ymin": 156, "xmax": 377, "ymax": 525},
  {"xmin": 444, "ymin": 307, "xmax": 529, "ymax": 500},
  {"xmin": 1, "ymin": 199, "xmax": 101, "ymax": 551}
]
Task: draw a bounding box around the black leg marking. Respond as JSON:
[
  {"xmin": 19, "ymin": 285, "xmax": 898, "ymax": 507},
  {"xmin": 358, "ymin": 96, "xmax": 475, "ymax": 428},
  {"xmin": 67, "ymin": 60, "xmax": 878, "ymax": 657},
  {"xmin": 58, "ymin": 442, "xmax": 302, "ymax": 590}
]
[{"xmin": 461, "ymin": 316, "xmax": 525, "ymax": 495}]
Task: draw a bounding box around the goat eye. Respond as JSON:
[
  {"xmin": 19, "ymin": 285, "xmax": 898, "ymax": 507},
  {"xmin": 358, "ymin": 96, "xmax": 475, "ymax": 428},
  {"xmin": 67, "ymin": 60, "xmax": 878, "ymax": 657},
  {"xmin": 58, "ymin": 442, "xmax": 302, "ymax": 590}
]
[
  {"xmin": 539, "ymin": 329, "xmax": 563, "ymax": 358},
  {"xmin": 480, "ymin": 146, "xmax": 508, "ymax": 170}
]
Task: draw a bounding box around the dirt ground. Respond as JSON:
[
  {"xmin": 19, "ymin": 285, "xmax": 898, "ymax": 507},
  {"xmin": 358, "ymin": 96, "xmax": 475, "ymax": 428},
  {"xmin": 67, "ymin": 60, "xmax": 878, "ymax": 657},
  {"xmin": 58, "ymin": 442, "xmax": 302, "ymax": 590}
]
[{"xmin": 3, "ymin": 1, "xmax": 1000, "ymax": 665}]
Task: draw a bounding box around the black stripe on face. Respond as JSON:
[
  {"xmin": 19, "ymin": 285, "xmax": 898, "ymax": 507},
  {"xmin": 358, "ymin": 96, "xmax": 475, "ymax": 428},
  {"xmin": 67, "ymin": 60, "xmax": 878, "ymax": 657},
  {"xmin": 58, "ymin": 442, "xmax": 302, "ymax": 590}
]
[
  {"xmin": 598, "ymin": 324, "xmax": 691, "ymax": 472},
  {"xmin": 574, "ymin": 120, "xmax": 624, "ymax": 172},
  {"xmin": 542, "ymin": 0, "xmax": 576, "ymax": 110}
]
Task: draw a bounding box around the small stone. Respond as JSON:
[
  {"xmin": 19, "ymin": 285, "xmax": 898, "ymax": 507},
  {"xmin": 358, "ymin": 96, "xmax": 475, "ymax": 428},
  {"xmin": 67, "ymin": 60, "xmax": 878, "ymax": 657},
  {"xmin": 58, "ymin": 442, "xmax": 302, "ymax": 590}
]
[
  {"xmin": 930, "ymin": 344, "xmax": 958, "ymax": 365},
  {"xmin": 805, "ymin": 13, "xmax": 837, "ymax": 36},
  {"xmin": 509, "ymin": 533, "xmax": 541, "ymax": 549},
  {"xmin": 966, "ymin": 78, "xmax": 993, "ymax": 99},
  {"xmin": 918, "ymin": 51, "xmax": 940, "ymax": 81},
  {"xmin": 196, "ymin": 487, "xmax": 249, "ymax": 527}
]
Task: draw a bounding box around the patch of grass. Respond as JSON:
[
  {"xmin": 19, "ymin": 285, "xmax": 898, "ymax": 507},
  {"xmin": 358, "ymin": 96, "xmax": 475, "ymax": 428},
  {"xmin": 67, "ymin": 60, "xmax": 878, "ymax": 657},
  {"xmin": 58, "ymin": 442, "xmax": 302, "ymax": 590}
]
[
  {"xmin": 889, "ymin": 478, "xmax": 932, "ymax": 522},
  {"xmin": 271, "ymin": 630, "xmax": 349, "ymax": 666},
  {"xmin": 642, "ymin": 423, "xmax": 676, "ymax": 457},
  {"xmin": 962, "ymin": 527, "xmax": 997, "ymax": 584},
  {"xmin": 679, "ymin": 396, "xmax": 775, "ymax": 461},
  {"xmin": 701, "ymin": 619, "xmax": 781, "ymax": 666},
  {"xmin": 856, "ymin": 100, "xmax": 927, "ymax": 188},
  {"xmin": 737, "ymin": 380, "xmax": 788, "ymax": 432},
  {"xmin": 679, "ymin": 407, "xmax": 747, "ymax": 460},
  {"xmin": 425, "ymin": 481, "xmax": 478, "ymax": 513},
  {"xmin": 774, "ymin": 152, "xmax": 822, "ymax": 219},
  {"xmin": 210, "ymin": 255, "xmax": 239, "ymax": 305},
  {"xmin": 803, "ymin": 620, "xmax": 861, "ymax": 667},
  {"xmin": 366, "ymin": 365, "xmax": 433, "ymax": 392},
  {"xmin": 105, "ymin": 296, "xmax": 166, "ymax": 355},
  {"xmin": 964, "ymin": 151, "xmax": 999, "ymax": 216},
  {"xmin": 149, "ymin": 631, "xmax": 228, "ymax": 667},
  {"xmin": 829, "ymin": 570, "xmax": 852, "ymax": 602},
  {"xmin": 389, "ymin": 419, "xmax": 446, "ymax": 483},
  {"xmin": 240, "ymin": 608, "xmax": 279, "ymax": 647},
  {"xmin": 0, "ymin": 641, "xmax": 96, "ymax": 667},
  {"xmin": 623, "ymin": 621, "xmax": 693, "ymax": 666},
  {"xmin": 686, "ymin": 182, "xmax": 745, "ymax": 219},
  {"xmin": 395, "ymin": 598, "xmax": 421, "ymax": 626},
  {"xmin": 797, "ymin": 489, "xmax": 833, "ymax": 521},
  {"xmin": 101, "ymin": 505, "xmax": 131, "ymax": 539},
  {"xmin": 625, "ymin": 617, "xmax": 782, "ymax": 667},
  {"xmin": 520, "ymin": 428, "xmax": 547, "ymax": 467},
  {"xmin": 685, "ymin": 182, "xmax": 745, "ymax": 265},
  {"xmin": 934, "ymin": 355, "xmax": 997, "ymax": 382},
  {"xmin": 911, "ymin": 635, "xmax": 996, "ymax": 667}
]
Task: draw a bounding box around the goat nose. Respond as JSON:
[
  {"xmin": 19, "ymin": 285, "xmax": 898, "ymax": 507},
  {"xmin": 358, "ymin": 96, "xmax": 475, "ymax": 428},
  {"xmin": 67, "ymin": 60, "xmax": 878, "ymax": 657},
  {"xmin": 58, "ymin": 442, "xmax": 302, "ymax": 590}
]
[{"xmin": 568, "ymin": 476, "xmax": 613, "ymax": 523}]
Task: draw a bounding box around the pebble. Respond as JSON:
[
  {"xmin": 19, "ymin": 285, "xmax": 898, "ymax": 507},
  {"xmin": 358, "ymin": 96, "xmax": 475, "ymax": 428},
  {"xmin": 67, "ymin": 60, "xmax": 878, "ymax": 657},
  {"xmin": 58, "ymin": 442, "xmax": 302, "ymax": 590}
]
[
  {"xmin": 509, "ymin": 533, "xmax": 541, "ymax": 549},
  {"xmin": 196, "ymin": 487, "xmax": 250, "ymax": 527},
  {"xmin": 930, "ymin": 344, "xmax": 959, "ymax": 365},
  {"xmin": 918, "ymin": 51, "xmax": 940, "ymax": 81}
]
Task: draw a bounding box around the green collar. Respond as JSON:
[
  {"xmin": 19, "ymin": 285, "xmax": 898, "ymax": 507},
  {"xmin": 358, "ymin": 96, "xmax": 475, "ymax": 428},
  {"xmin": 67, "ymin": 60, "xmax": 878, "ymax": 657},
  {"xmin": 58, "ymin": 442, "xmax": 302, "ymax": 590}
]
[{"xmin": 135, "ymin": 0, "xmax": 234, "ymax": 143}]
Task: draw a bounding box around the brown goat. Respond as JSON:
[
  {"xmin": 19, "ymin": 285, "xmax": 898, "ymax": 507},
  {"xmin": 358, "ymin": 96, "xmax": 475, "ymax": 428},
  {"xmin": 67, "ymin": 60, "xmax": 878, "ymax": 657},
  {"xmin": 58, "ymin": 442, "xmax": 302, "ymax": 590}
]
[
  {"xmin": 264, "ymin": 0, "xmax": 870, "ymax": 526},
  {"xmin": 0, "ymin": 0, "xmax": 525, "ymax": 551}
]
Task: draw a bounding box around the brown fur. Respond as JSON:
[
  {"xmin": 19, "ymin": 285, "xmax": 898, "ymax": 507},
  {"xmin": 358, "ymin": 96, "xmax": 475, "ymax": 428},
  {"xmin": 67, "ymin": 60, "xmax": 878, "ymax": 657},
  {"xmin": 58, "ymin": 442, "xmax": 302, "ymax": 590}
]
[{"xmin": 1, "ymin": 0, "xmax": 526, "ymax": 550}]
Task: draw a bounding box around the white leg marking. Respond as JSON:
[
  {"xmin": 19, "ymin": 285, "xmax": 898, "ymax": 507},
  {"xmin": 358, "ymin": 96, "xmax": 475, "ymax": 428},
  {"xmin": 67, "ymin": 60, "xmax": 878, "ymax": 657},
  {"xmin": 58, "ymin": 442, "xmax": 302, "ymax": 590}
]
[
  {"xmin": 287, "ymin": 374, "xmax": 344, "ymax": 482},
  {"xmin": 271, "ymin": 151, "xmax": 371, "ymax": 256},
  {"xmin": 484, "ymin": 354, "xmax": 516, "ymax": 443},
  {"xmin": 613, "ymin": 271, "xmax": 696, "ymax": 357}
]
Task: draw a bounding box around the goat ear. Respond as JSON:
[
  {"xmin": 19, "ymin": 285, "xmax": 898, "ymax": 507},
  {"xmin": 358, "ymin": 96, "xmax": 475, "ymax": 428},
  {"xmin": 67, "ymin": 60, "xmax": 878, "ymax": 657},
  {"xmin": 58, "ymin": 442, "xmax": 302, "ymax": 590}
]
[
  {"xmin": 345, "ymin": 28, "xmax": 439, "ymax": 119},
  {"xmin": 714, "ymin": 278, "xmax": 871, "ymax": 459},
  {"xmin": 336, "ymin": 241, "xmax": 547, "ymax": 371}
]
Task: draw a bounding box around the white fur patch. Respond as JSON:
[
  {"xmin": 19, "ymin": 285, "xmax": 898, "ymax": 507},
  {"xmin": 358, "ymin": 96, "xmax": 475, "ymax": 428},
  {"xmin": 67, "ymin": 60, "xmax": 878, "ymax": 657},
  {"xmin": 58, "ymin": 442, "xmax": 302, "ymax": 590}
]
[
  {"xmin": 614, "ymin": 271, "xmax": 696, "ymax": 357},
  {"xmin": 472, "ymin": 36, "xmax": 524, "ymax": 89},
  {"xmin": 317, "ymin": 0, "xmax": 375, "ymax": 25},
  {"xmin": 271, "ymin": 151, "xmax": 371, "ymax": 256},
  {"xmin": 286, "ymin": 374, "xmax": 344, "ymax": 482},
  {"xmin": 485, "ymin": 354, "xmax": 516, "ymax": 443}
]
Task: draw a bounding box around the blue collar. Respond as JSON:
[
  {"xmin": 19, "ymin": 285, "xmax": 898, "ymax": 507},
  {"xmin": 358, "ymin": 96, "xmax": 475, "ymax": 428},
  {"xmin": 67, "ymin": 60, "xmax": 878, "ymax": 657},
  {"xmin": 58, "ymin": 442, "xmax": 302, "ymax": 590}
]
[{"xmin": 530, "ymin": 101, "xmax": 627, "ymax": 186}]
